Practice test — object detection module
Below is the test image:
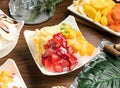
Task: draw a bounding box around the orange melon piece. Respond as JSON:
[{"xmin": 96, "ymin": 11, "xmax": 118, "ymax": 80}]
[{"xmin": 66, "ymin": 29, "xmax": 95, "ymax": 56}]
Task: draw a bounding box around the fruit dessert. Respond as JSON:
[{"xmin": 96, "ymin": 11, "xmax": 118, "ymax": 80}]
[
  {"xmin": 32, "ymin": 23, "xmax": 95, "ymax": 72},
  {"xmin": 0, "ymin": 70, "xmax": 22, "ymax": 88},
  {"xmin": 73, "ymin": 0, "xmax": 120, "ymax": 32}
]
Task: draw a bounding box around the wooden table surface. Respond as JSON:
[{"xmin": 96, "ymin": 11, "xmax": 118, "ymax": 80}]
[{"xmin": 0, "ymin": 0, "xmax": 120, "ymax": 88}]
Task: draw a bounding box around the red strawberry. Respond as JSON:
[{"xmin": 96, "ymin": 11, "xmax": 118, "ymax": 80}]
[
  {"xmin": 69, "ymin": 62, "xmax": 78, "ymax": 70},
  {"xmin": 69, "ymin": 55, "xmax": 77, "ymax": 64},
  {"xmin": 48, "ymin": 64, "xmax": 55, "ymax": 72},
  {"xmin": 42, "ymin": 58, "xmax": 52, "ymax": 67},
  {"xmin": 60, "ymin": 59, "xmax": 71, "ymax": 68},
  {"xmin": 60, "ymin": 54, "xmax": 69, "ymax": 60},
  {"xmin": 42, "ymin": 58, "xmax": 55, "ymax": 72},
  {"xmin": 42, "ymin": 32, "xmax": 78, "ymax": 72},
  {"xmin": 48, "ymin": 39, "xmax": 56, "ymax": 48},
  {"xmin": 51, "ymin": 53, "xmax": 61, "ymax": 63},
  {"xmin": 43, "ymin": 48, "xmax": 54, "ymax": 58},
  {"xmin": 59, "ymin": 46, "xmax": 67, "ymax": 54},
  {"xmin": 68, "ymin": 46, "xmax": 74, "ymax": 54},
  {"xmin": 54, "ymin": 63, "xmax": 63, "ymax": 72}
]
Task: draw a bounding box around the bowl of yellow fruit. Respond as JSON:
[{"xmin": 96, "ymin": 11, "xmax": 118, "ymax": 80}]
[{"xmin": 67, "ymin": 0, "xmax": 120, "ymax": 36}]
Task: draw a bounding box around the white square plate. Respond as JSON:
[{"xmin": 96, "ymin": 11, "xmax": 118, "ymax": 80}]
[
  {"xmin": 67, "ymin": 5, "xmax": 120, "ymax": 37},
  {"xmin": 0, "ymin": 59, "xmax": 27, "ymax": 88},
  {"xmin": 24, "ymin": 15, "xmax": 99, "ymax": 76}
]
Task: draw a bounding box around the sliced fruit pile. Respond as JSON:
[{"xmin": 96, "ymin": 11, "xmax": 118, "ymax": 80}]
[
  {"xmin": 33, "ymin": 23, "xmax": 95, "ymax": 72},
  {"xmin": 0, "ymin": 70, "xmax": 22, "ymax": 88},
  {"xmin": 42, "ymin": 32, "xmax": 78, "ymax": 72},
  {"xmin": 73, "ymin": 0, "xmax": 120, "ymax": 32},
  {"xmin": 61, "ymin": 23, "xmax": 95, "ymax": 56},
  {"xmin": 0, "ymin": 70, "xmax": 14, "ymax": 87}
]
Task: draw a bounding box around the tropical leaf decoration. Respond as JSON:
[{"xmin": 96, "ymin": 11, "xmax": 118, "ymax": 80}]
[{"xmin": 77, "ymin": 53, "xmax": 120, "ymax": 88}]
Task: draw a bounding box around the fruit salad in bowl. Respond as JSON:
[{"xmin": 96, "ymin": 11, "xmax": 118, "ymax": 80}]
[{"xmin": 24, "ymin": 15, "xmax": 99, "ymax": 75}]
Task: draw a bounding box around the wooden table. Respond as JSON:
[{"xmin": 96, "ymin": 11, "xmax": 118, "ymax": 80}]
[{"xmin": 0, "ymin": 0, "xmax": 120, "ymax": 88}]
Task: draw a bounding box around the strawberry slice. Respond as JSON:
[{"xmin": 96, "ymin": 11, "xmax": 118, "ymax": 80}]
[
  {"xmin": 42, "ymin": 32, "xmax": 78, "ymax": 72},
  {"xmin": 68, "ymin": 46, "xmax": 74, "ymax": 54},
  {"xmin": 60, "ymin": 59, "xmax": 71, "ymax": 68},
  {"xmin": 69, "ymin": 62, "xmax": 78, "ymax": 71},
  {"xmin": 42, "ymin": 58, "xmax": 52, "ymax": 67},
  {"xmin": 51, "ymin": 53, "xmax": 61, "ymax": 63},
  {"xmin": 54, "ymin": 63, "xmax": 63, "ymax": 72},
  {"xmin": 69, "ymin": 55, "xmax": 77, "ymax": 64},
  {"xmin": 69, "ymin": 55, "xmax": 78, "ymax": 70},
  {"xmin": 48, "ymin": 64, "xmax": 55, "ymax": 72},
  {"xmin": 60, "ymin": 53, "xmax": 69, "ymax": 60},
  {"xmin": 42, "ymin": 58, "xmax": 55, "ymax": 72},
  {"xmin": 42, "ymin": 48, "xmax": 54, "ymax": 58}
]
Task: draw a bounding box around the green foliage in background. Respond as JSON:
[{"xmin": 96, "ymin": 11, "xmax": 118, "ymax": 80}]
[
  {"xmin": 31, "ymin": 0, "xmax": 63, "ymax": 20},
  {"xmin": 77, "ymin": 54, "xmax": 120, "ymax": 88}
]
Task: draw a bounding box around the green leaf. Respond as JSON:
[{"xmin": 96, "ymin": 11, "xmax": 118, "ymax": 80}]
[
  {"xmin": 77, "ymin": 54, "xmax": 120, "ymax": 88},
  {"xmin": 30, "ymin": 0, "xmax": 63, "ymax": 21}
]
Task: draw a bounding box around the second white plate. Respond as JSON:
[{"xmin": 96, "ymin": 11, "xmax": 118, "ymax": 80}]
[{"xmin": 67, "ymin": 5, "xmax": 120, "ymax": 37}]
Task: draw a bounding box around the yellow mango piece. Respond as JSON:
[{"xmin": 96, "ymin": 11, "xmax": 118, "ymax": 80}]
[
  {"xmin": 86, "ymin": 43, "xmax": 95, "ymax": 56},
  {"xmin": 105, "ymin": 0, "xmax": 115, "ymax": 7},
  {"xmin": 101, "ymin": 0, "xmax": 115, "ymax": 16},
  {"xmin": 91, "ymin": 0, "xmax": 109, "ymax": 9},
  {"xmin": 83, "ymin": 4, "xmax": 96, "ymax": 19},
  {"xmin": 101, "ymin": 15, "xmax": 108, "ymax": 26},
  {"xmin": 101, "ymin": 6, "xmax": 112, "ymax": 16},
  {"xmin": 66, "ymin": 29, "xmax": 95, "ymax": 56},
  {"xmin": 94, "ymin": 11, "xmax": 102, "ymax": 23},
  {"xmin": 65, "ymin": 29, "xmax": 75, "ymax": 39},
  {"xmin": 0, "ymin": 70, "xmax": 13, "ymax": 88},
  {"xmin": 77, "ymin": 40, "xmax": 95, "ymax": 56},
  {"xmin": 79, "ymin": 47, "xmax": 87, "ymax": 56},
  {"xmin": 71, "ymin": 40, "xmax": 82, "ymax": 52}
]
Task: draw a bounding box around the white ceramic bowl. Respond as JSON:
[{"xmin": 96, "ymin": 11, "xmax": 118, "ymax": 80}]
[{"xmin": 24, "ymin": 15, "xmax": 99, "ymax": 76}]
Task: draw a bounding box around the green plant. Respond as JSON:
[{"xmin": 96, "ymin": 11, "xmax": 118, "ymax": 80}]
[
  {"xmin": 31, "ymin": 0, "xmax": 63, "ymax": 20},
  {"xmin": 77, "ymin": 54, "xmax": 120, "ymax": 88}
]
